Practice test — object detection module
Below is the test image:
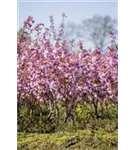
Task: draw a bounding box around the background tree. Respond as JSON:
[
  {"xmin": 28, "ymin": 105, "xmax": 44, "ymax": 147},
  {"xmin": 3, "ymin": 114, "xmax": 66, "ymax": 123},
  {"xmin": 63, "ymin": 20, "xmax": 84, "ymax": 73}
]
[{"xmin": 63, "ymin": 15, "xmax": 117, "ymax": 49}]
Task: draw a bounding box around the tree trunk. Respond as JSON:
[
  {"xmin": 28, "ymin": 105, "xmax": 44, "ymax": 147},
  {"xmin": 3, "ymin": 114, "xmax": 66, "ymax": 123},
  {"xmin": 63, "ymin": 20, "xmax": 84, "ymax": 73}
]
[
  {"xmin": 55, "ymin": 102, "xmax": 59, "ymax": 125},
  {"xmin": 63, "ymin": 109, "xmax": 75, "ymax": 125},
  {"xmin": 93, "ymin": 100, "xmax": 99, "ymax": 119}
]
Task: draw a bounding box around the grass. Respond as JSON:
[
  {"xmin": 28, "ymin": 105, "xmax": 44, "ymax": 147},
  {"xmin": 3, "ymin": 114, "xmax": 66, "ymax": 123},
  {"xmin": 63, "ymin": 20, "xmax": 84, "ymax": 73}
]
[{"xmin": 18, "ymin": 128, "xmax": 117, "ymax": 150}]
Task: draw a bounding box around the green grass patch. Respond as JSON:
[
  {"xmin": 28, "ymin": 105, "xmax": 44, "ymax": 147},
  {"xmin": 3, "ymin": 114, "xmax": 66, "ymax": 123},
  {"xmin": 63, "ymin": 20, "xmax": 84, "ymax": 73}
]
[{"xmin": 18, "ymin": 128, "xmax": 117, "ymax": 150}]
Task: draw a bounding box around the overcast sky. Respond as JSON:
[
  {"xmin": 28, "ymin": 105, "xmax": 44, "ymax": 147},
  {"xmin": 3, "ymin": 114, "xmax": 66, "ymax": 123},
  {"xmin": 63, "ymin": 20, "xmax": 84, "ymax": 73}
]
[
  {"xmin": 18, "ymin": 1, "xmax": 118, "ymax": 29},
  {"xmin": 18, "ymin": 1, "xmax": 117, "ymax": 49}
]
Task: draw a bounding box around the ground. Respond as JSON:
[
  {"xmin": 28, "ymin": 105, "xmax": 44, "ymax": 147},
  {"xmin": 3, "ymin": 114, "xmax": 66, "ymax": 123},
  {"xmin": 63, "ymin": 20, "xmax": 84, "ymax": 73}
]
[{"xmin": 18, "ymin": 128, "xmax": 117, "ymax": 150}]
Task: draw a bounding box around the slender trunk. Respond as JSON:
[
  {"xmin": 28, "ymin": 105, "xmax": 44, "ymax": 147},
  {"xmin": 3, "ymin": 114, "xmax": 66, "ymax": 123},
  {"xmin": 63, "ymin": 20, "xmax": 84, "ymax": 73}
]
[
  {"xmin": 47, "ymin": 99, "xmax": 53, "ymax": 119},
  {"xmin": 93, "ymin": 100, "xmax": 99, "ymax": 118},
  {"xmin": 64, "ymin": 109, "xmax": 75, "ymax": 125},
  {"xmin": 55, "ymin": 102, "xmax": 59, "ymax": 125},
  {"xmin": 64, "ymin": 100, "xmax": 68, "ymax": 123},
  {"xmin": 63, "ymin": 98, "xmax": 77, "ymax": 125},
  {"xmin": 55, "ymin": 104, "xmax": 59, "ymax": 118},
  {"xmin": 94, "ymin": 103, "xmax": 98, "ymax": 118},
  {"xmin": 64, "ymin": 114, "xmax": 69, "ymax": 124}
]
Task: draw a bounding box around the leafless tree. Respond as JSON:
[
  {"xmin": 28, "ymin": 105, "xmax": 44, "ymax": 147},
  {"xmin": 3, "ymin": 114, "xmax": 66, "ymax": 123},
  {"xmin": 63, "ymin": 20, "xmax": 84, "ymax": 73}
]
[
  {"xmin": 63, "ymin": 15, "xmax": 117, "ymax": 49},
  {"xmin": 81, "ymin": 15, "xmax": 117, "ymax": 49}
]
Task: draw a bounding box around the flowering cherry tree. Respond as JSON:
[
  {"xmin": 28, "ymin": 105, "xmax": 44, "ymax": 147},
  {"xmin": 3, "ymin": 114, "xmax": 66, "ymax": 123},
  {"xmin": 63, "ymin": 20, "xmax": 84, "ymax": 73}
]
[{"xmin": 17, "ymin": 15, "xmax": 118, "ymax": 124}]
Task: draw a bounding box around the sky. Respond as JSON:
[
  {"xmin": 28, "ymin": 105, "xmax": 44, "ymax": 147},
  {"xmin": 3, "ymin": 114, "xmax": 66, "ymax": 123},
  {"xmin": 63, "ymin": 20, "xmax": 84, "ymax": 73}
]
[
  {"xmin": 18, "ymin": 1, "xmax": 118, "ymax": 49},
  {"xmin": 18, "ymin": 1, "xmax": 118, "ymax": 29}
]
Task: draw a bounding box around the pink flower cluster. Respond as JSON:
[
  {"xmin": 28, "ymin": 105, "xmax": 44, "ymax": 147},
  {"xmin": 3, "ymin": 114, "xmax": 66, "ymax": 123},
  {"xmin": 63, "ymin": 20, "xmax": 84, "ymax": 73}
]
[{"xmin": 17, "ymin": 16, "xmax": 118, "ymax": 109}]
